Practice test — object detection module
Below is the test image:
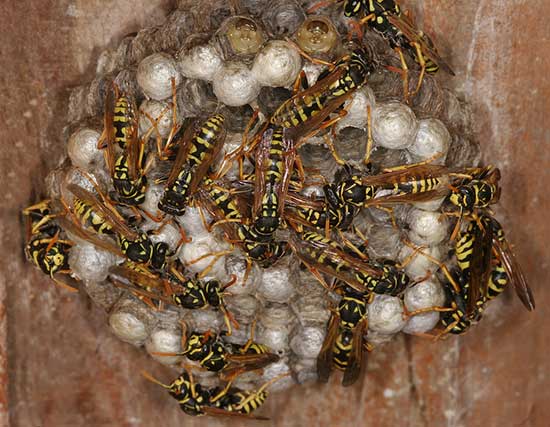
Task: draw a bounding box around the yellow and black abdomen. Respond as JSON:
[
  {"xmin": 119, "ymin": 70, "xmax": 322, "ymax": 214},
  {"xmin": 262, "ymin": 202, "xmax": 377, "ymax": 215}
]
[
  {"xmin": 332, "ymin": 328, "xmax": 353, "ymax": 371},
  {"xmin": 392, "ymin": 175, "xmax": 442, "ymax": 195},
  {"xmin": 73, "ymin": 198, "xmax": 114, "ymax": 235},
  {"xmin": 253, "ymin": 126, "xmax": 287, "ymax": 236},
  {"xmin": 487, "ymin": 261, "xmax": 508, "ymax": 300},
  {"xmin": 113, "ymin": 154, "xmax": 147, "ymax": 205},
  {"xmin": 455, "ymin": 228, "xmax": 475, "ymax": 274},
  {"xmin": 112, "ymin": 96, "xmax": 136, "ymax": 149},
  {"xmin": 159, "ymin": 115, "xmax": 225, "ymax": 216}
]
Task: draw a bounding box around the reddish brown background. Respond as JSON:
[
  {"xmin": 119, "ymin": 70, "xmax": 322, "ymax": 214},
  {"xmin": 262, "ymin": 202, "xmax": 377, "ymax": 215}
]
[{"xmin": 1, "ymin": 1, "xmax": 549, "ymax": 426}]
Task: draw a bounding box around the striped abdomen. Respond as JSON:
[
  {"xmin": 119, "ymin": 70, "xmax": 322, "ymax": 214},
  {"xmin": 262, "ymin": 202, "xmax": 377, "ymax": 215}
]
[
  {"xmin": 254, "ymin": 127, "xmax": 286, "ymax": 235},
  {"xmin": 113, "ymin": 154, "xmax": 146, "ymax": 205},
  {"xmin": 487, "ymin": 261, "xmax": 508, "ymax": 300},
  {"xmin": 205, "ymin": 178, "xmax": 242, "ymax": 222},
  {"xmin": 187, "ymin": 114, "xmax": 225, "ymax": 167},
  {"xmin": 159, "ymin": 115, "xmax": 225, "ymax": 216},
  {"xmin": 392, "ymin": 176, "xmax": 442, "ymax": 194},
  {"xmin": 455, "ymin": 229, "xmax": 475, "ymax": 275},
  {"xmin": 74, "ymin": 198, "xmax": 114, "ymax": 235},
  {"xmin": 113, "ymin": 95, "xmax": 135, "ymax": 148},
  {"xmin": 159, "ymin": 168, "xmax": 194, "ymax": 216},
  {"xmin": 333, "ymin": 328, "xmax": 353, "ymax": 370}
]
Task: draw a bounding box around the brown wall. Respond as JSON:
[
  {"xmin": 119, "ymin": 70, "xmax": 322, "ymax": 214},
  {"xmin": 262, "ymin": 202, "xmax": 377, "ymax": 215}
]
[{"xmin": 0, "ymin": 1, "xmax": 549, "ymax": 426}]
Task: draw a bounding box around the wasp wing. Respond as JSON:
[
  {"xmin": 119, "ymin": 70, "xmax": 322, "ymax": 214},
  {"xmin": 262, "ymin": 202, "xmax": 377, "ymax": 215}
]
[
  {"xmin": 67, "ymin": 184, "xmax": 140, "ymax": 240},
  {"xmin": 252, "ymin": 127, "xmax": 274, "ymax": 218},
  {"xmin": 492, "ymin": 234, "xmax": 535, "ymax": 311},
  {"xmin": 466, "ymin": 218, "xmax": 494, "ymax": 315},
  {"xmin": 221, "ymin": 353, "xmax": 280, "ymax": 381},
  {"xmin": 387, "ymin": 14, "xmax": 455, "ymax": 75},
  {"xmin": 342, "ymin": 319, "xmax": 368, "ymax": 387},
  {"xmin": 56, "ymin": 216, "xmax": 124, "ymax": 257},
  {"xmin": 103, "ymin": 86, "xmax": 118, "ymax": 176},
  {"xmin": 317, "ymin": 313, "xmax": 340, "ymax": 383},
  {"xmin": 358, "ymin": 164, "xmax": 449, "ymax": 188}
]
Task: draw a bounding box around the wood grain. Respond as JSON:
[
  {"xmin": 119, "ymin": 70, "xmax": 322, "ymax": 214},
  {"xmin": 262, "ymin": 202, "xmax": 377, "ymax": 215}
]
[{"xmin": 0, "ymin": 1, "xmax": 548, "ymax": 426}]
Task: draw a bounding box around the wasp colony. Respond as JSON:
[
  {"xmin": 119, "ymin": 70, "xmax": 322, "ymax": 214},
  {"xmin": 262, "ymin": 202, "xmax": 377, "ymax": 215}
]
[{"xmin": 23, "ymin": 0, "xmax": 535, "ymax": 419}]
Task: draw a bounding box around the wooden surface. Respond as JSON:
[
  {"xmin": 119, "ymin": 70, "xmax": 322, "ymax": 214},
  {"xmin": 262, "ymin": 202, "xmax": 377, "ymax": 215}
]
[{"xmin": 0, "ymin": 1, "xmax": 549, "ymax": 426}]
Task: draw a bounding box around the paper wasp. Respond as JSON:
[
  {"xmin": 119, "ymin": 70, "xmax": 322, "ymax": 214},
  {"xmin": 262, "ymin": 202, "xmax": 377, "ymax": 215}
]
[
  {"xmin": 285, "ymin": 189, "xmax": 357, "ymax": 232},
  {"xmin": 207, "ymin": 373, "xmax": 289, "ymax": 419},
  {"xmin": 288, "ymin": 230, "xmax": 386, "ymax": 294},
  {"xmin": 289, "ymin": 163, "xmax": 450, "ymax": 231},
  {"xmin": 313, "ymin": 0, "xmax": 454, "ymax": 99},
  {"xmin": 450, "ymin": 213, "xmax": 533, "ymax": 313},
  {"xmin": 317, "ymin": 283, "xmax": 372, "ymax": 386},
  {"xmin": 142, "ymin": 370, "xmax": 212, "ymax": 417},
  {"xmin": 251, "ymin": 125, "xmax": 297, "ymax": 237},
  {"xmin": 478, "ymin": 214, "xmax": 534, "ymax": 311},
  {"xmin": 22, "ymin": 199, "xmax": 77, "ymax": 292},
  {"xmin": 142, "ymin": 368, "xmax": 288, "ymax": 419},
  {"xmin": 197, "ymin": 177, "xmax": 287, "ymax": 272},
  {"xmin": 99, "ymin": 85, "xmax": 149, "ymax": 206},
  {"xmin": 407, "ymin": 213, "xmax": 535, "ymax": 337},
  {"xmin": 269, "ymin": 47, "xmax": 373, "ymax": 142},
  {"xmin": 109, "ymin": 263, "xmax": 240, "ymax": 334},
  {"xmin": 373, "ymin": 5, "xmax": 454, "ymax": 100},
  {"xmin": 152, "ymin": 321, "xmax": 279, "ymax": 380},
  {"xmin": 57, "ymin": 181, "xmax": 169, "ymax": 271},
  {"xmin": 158, "ymin": 114, "xmax": 227, "ymax": 216}
]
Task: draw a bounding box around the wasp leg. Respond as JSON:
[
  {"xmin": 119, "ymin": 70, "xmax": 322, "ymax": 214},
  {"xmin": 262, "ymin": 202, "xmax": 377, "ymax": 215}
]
[
  {"xmin": 397, "ymin": 243, "xmax": 428, "ymax": 269},
  {"xmin": 186, "ymin": 250, "xmax": 234, "ymax": 278},
  {"xmin": 209, "ymin": 218, "xmax": 244, "ymax": 233},
  {"xmin": 370, "ymin": 206, "xmax": 398, "ymax": 228},
  {"xmin": 401, "ymin": 239, "xmax": 461, "ymax": 294},
  {"xmin": 209, "ymin": 379, "xmax": 234, "ymax": 404},
  {"xmin": 408, "ymin": 42, "xmax": 427, "ymax": 99},
  {"xmin": 140, "ymin": 209, "xmax": 166, "ymax": 223},
  {"xmin": 215, "ymin": 110, "xmax": 262, "ymax": 180},
  {"xmin": 364, "ymin": 104, "xmax": 373, "ymax": 165},
  {"xmin": 322, "ymin": 133, "xmax": 346, "ymax": 165},
  {"xmin": 149, "ymin": 217, "xmax": 191, "ymax": 245},
  {"xmin": 302, "ymin": 262, "xmax": 332, "ymax": 292},
  {"xmin": 381, "ymin": 152, "xmax": 444, "ymax": 173},
  {"xmin": 359, "ymin": 13, "xmax": 376, "ymax": 25},
  {"xmin": 284, "ymin": 37, "xmax": 336, "ymax": 69},
  {"xmin": 51, "ymin": 273, "xmax": 79, "ymax": 293},
  {"xmin": 220, "ymin": 303, "xmax": 239, "ymax": 336},
  {"xmin": 338, "ymin": 230, "xmax": 369, "ymax": 260},
  {"xmin": 404, "ymin": 303, "xmax": 455, "ymax": 318},
  {"xmin": 297, "ymin": 108, "xmax": 349, "ymax": 145},
  {"xmin": 291, "ymin": 70, "xmax": 309, "ymax": 95},
  {"xmin": 157, "ymin": 77, "xmax": 180, "ymax": 159},
  {"xmin": 390, "ymin": 47, "xmax": 411, "ymax": 104}
]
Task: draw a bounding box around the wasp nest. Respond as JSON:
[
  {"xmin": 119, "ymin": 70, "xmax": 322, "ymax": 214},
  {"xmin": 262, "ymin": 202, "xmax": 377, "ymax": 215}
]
[{"xmin": 24, "ymin": 0, "xmax": 529, "ymax": 420}]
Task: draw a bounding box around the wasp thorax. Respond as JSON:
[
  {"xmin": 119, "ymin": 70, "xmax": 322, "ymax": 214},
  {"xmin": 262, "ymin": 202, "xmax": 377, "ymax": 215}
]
[{"xmin": 295, "ymin": 16, "xmax": 339, "ymax": 55}]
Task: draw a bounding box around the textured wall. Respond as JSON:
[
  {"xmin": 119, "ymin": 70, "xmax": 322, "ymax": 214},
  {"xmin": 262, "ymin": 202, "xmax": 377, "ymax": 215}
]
[{"xmin": 0, "ymin": 1, "xmax": 549, "ymax": 426}]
